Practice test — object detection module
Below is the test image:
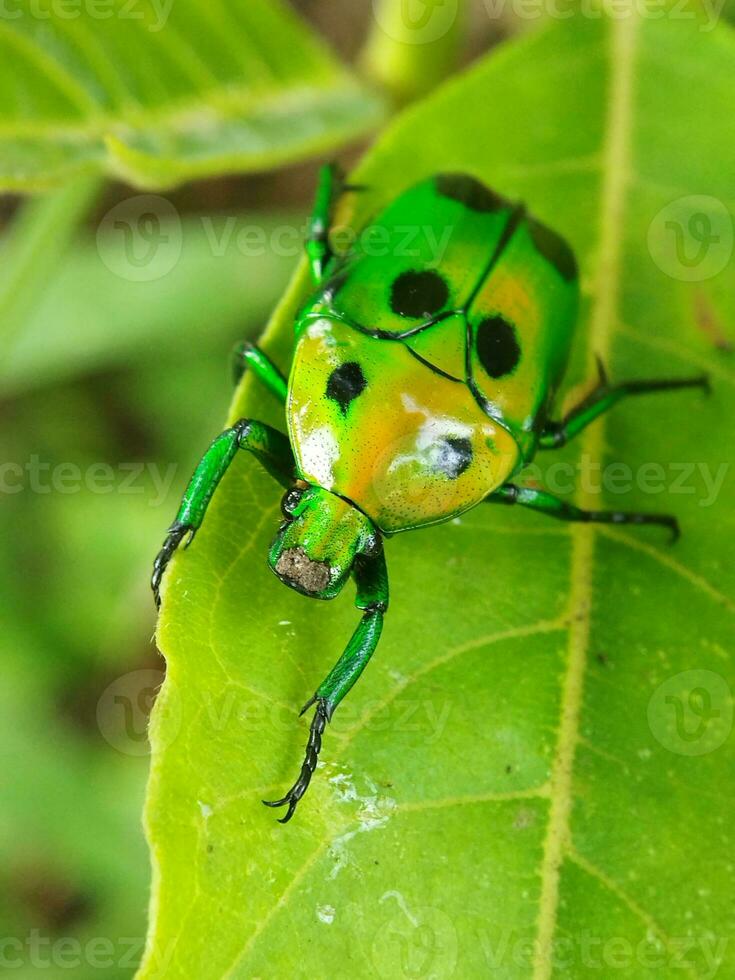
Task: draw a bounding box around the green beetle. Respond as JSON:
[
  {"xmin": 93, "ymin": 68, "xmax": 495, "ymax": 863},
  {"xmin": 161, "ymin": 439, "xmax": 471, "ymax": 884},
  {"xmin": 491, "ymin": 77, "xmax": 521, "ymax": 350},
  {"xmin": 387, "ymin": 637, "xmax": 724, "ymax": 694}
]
[{"xmin": 152, "ymin": 166, "xmax": 707, "ymax": 822}]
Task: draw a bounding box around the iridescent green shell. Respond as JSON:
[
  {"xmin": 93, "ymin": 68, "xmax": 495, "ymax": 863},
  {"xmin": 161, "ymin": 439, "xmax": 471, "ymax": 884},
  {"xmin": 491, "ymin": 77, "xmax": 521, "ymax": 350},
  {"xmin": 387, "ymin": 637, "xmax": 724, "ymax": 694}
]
[{"xmin": 286, "ymin": 173, "xmax": 579, "ymax": 534}]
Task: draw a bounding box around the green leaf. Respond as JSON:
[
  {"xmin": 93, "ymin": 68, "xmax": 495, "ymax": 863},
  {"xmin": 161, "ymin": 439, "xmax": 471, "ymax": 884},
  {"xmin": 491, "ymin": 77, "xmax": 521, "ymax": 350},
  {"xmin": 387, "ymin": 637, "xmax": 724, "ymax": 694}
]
[
  {"xmin": 143, "ymin": 9, "xmax": 735, "ymax": 978},
  {"xmin": 0, "ymin": 0, "xmax": 382, "ymax": 191},
  {"xmin": 1, "ymin": 210, "xmax": 301, "ymax": 393}
]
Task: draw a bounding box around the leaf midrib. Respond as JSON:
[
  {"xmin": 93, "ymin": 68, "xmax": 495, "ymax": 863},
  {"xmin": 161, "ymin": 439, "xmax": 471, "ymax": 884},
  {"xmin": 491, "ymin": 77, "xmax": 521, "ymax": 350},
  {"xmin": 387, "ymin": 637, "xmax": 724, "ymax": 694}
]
[
  {"xmin": 531, "ymin": 11, "xmax": 698, "ymax": 979},
  {"xmin": 531, "ymin": 11, "xmax": 638, "ymax": 978},
  {"xmin": 0, "ymin": 79, "xmax": 369, "ymax": 142}
]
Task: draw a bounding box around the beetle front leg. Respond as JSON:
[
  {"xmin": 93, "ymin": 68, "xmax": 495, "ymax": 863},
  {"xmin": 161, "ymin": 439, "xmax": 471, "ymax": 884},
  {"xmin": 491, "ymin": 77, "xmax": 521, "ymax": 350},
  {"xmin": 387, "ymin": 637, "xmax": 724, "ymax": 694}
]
[
  {"xmin": 152, "ymin": 420, "xmax": 293, "ymax": 608},
  {"xmin": 263, "ymin": 550, "xmax": 389, "ymax": 823},
  {"xmin": 305, "ymin": 162, "xmax": 342, "ymax": 284},
  {"xmin": 231, "ymin": 340, "xmax": 288, "ymax": 401},
  {"xmin": 540, "ymin": 359, "xmax": 709, "ymax": 449},
  {"xmin": 488, "ymin": 483, "xmax": 680, "ymax": 540},
  {"xmin": 305, "ymin": 163, "xmax": 365, "ymax": 284}
]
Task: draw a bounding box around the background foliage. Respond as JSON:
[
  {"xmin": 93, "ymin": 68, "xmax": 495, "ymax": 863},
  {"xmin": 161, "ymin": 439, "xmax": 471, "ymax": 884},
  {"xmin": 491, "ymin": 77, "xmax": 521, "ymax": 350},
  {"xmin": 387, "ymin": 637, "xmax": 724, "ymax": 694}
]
[{"xmin": 1, "ymin": 1, "xmax": 733, "ymax": 978}]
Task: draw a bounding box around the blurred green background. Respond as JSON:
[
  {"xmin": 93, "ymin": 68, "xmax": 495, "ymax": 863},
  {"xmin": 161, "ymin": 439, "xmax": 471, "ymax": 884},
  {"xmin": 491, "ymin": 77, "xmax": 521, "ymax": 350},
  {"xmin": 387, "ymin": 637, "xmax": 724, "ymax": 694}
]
[{"xmin": 2, "ymin": 0, "xmax": 732, "ymax": 975}]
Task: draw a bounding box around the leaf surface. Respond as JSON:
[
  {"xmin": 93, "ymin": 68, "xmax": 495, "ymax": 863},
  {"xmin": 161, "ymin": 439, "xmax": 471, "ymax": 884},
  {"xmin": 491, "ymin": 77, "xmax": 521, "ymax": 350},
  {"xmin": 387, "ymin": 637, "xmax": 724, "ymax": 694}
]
[
  {"xmin": 0, "ymin": 0, "xmax": 381, "ymax": 191},
  {"xmin": 143, "ymin": 10, "xmax": 735, "ymax": 978}
]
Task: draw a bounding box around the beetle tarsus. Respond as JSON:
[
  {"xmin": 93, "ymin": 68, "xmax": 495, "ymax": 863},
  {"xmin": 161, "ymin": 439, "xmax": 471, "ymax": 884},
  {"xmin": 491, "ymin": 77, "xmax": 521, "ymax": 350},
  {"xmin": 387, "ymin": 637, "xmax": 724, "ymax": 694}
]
[
  {"xmin": 151, "ymin": 522, "xmax": 194, "ymax": 608},
  {"xmin": 263, "ymin": 697, "xmax": 329, "ymax": 823},
  {"xmin": 597, "ymin": 509, "xmax": 681, "ymax": 542},
  {"xmin": 666, "ymin": 516, "xmax": 681, "ymax": 543}
]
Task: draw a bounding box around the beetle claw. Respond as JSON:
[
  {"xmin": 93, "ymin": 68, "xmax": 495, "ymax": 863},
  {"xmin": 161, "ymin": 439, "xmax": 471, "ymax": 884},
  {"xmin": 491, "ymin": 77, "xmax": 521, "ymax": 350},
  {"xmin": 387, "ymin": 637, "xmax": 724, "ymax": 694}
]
[
  {"xmin": 263, "ymin": 698, "xmax": 330, "ymax": 824},
  {"xmin": 151, "ymin": 522, "xmax": 193, "ymax": 608},
  {"xmin": 299, "ymin": 693, "xmax": 317, "ymax": 717}
]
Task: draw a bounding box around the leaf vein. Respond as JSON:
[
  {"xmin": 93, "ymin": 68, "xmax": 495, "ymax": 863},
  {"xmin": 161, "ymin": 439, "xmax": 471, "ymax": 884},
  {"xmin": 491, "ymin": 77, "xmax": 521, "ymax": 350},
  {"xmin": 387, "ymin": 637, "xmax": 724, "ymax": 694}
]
[{"xmin": 532, "ymin": 9, "xmax": 639, "ymax": 977}]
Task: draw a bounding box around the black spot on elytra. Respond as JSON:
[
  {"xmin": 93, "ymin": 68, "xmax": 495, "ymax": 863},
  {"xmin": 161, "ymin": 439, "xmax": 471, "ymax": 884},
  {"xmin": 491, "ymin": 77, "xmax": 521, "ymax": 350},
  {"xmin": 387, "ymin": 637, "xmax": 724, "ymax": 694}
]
[
  {"xmin": 390, "ymin": 269, "xmax": 449, "ymax": 319},
  {"xmin": 326, "ymin": 361, "xmax": 367, "ymax": 414},
  {"xmin": 434, "ymin": 436, "xmax": 473, "ymax": 479},
  {"xmin": 477, "ymin": 316, "xmax": 521, "ymax": 378},
  {"xmin": 528, "ymin": 219, "xmax": 577, "ymax": 281},
  {"xmin": 435, "ymin": 173, "xmax": 507, "ymax": 213}
]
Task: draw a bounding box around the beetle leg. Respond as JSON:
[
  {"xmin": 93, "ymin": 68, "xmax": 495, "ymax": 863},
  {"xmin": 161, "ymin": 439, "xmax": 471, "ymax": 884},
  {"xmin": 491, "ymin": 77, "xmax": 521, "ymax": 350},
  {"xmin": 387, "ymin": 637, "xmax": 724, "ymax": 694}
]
[
  {"xmin": 231, "ymin": 340, "xmax": 288, "ymax": 401},
  {"xmin": 539, "ymin": 367, "xmax": 709, "ymax": 449},
  {"xmin": 263, "ymin": 551, "xmax": 389, "ymax": 823},
  {"xmin": 306, "ymin": 162, "xmax": 350, "ymax": 284},
  {"xmin": 151, "ymin": 420, "xmax": 294, "ymax": 608},
  {"xmin": 488, "ymin": 484, "xmax": 680, "ymax": 541}
]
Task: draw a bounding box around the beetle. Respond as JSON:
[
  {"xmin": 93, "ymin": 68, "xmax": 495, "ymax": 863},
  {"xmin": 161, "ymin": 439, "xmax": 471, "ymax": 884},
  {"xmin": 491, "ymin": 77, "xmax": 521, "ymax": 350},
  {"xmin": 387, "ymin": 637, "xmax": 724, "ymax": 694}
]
[{"xmin": 152, "ymin": 165, "xmax": 707, "ymax": 823}]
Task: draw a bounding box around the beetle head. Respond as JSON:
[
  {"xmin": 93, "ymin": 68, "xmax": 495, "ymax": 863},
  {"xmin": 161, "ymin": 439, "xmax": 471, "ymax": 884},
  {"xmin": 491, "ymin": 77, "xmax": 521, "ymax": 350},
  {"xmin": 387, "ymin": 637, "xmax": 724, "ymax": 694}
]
[{"xmin": 268, "ymin": 484, "xmax": 380, "ymax": 600}]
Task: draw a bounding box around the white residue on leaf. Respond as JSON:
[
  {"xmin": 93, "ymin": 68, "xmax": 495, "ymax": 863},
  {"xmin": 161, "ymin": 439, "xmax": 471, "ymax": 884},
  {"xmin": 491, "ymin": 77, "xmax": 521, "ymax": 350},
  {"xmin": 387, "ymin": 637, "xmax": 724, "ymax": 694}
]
[
  {"xmin": 316, "ymin": 903, "xmax": 336, "ymax": 925},
  {"xmin": 197, "ymin": 800, "xmax": 212, "ymax": 821},
  {"xmin": 326, "ymin": 769, "xmax": 396, "ymax": 880},
  {"xmin": 278, "ymin": 620, "xmax": 291, "ymax": 626}
]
